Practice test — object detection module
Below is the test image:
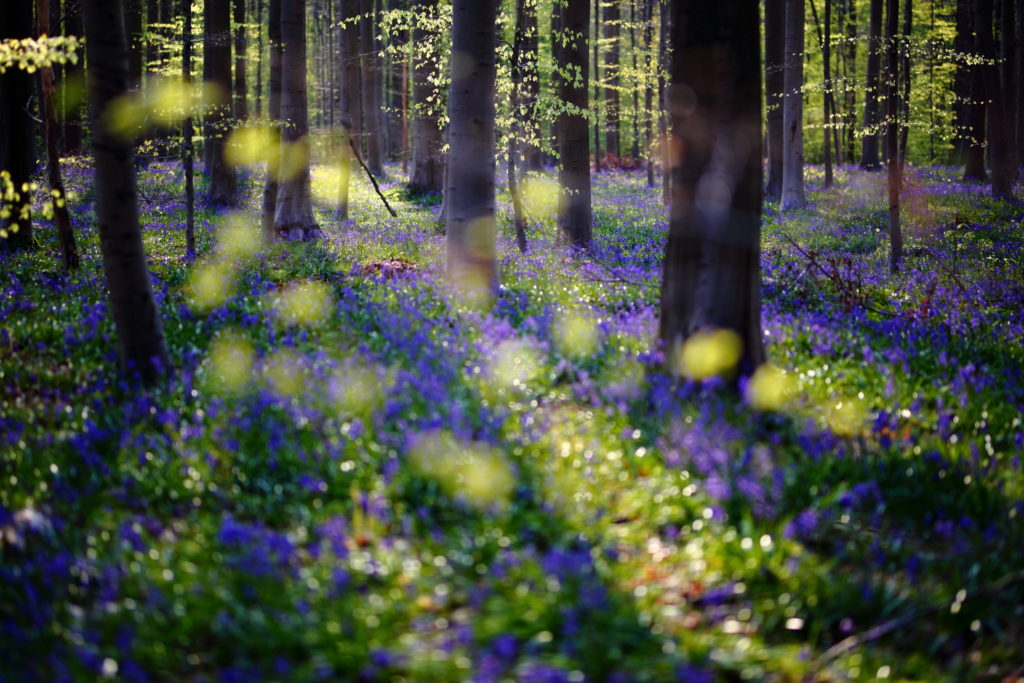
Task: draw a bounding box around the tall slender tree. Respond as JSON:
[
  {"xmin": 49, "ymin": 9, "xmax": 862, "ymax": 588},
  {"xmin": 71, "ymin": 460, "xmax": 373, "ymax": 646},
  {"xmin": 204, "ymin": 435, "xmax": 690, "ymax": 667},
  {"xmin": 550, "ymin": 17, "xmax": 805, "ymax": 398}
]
[
  {"xmin": 557, "ymin": 0, "xmax": 593, "ymax": 247},
  {"xmin": 765, "ymin": 0, "xmax": 785, "ymax": 200},
  {"xmin": 445, "ymin": 0, "xmax": 499, "ymax": 287},
  {"xmin": 886, "ymin": 0, "xmax": 904, "ymax": 272},
  {"xmin": 182, "ymin": 0, "xmax": 196, "ymax": 256},
  {"xmin": 861, "ymin": 0, "xmax": 883, "ymax": 169},
  {"xmin": 592, "ymin": 0, "xmax": 602, "ymax": 173},
  {"xmin": 125, "ymin": 0, "xmax": 144, "ymax": 91},
  {"xmin": 64, "ymin": 1, "xmax": 86, "ymax": 155},
  {"xmin": 521, "ymin": 0, "xmax": 543, "ymax": 171},
  {"xmin": 603, "ymin": 0, "xmax": 621, "ymax": 159},
  {"xmin": 976, "ymin": 0, "xmax": 1016, "ymax": 197},
  {"xmin": 205, "ymin": 0, "xmax": 238, "ymax": 205},
  {"xmin": 37, "ymin": 0, "xmax": 80, "ymax": 269},
  {"xmin": 274, "ymin": 0, "xmax": 320, "ymax": 240},
  {"xmin": 659, "ymin": 0, "xmax": 764, "ymax": 377},
  {"xmin": 234, "ymin": 0, "xmax": 248, "ymax": 120},
  {"xmin": 262, "ymin": 0, "xmax": 283, "ymax": 239},
  {"xmin": 84, "ymin": 0, "xmax": 171, "ymax": 382},
  {"xmin": 780, "ymin": 0, "xmax": 806, "ymax": 211},
  {"xmin": 360, "ymin": 0, "xmax": 384, "ymax": 174},
  {"xmin": 408, "ymin": 0, "xmax": 445, "ymax": 195},
  {"xmin": 0, "ymin": 0, "xmax": 36, "ymax": 252}
]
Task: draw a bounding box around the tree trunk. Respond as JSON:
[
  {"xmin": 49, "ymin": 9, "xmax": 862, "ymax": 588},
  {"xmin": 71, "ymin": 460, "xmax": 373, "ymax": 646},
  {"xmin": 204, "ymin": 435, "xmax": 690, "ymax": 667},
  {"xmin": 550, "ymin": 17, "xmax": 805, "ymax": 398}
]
[
  {"xmin": 124, "ymin": 0, "xmax": 144, "ymax": 91},
  {"xmin": 603, "ymin": 0, "xmax": 621, "ymax": 160},
  {"xmin": 360, "ymin": 0, "xmax": 384, "ymax": 175},
  {"xmin": 841, "ymin": 0, "xmax": 857, "ymax": 162},
  {"xmin": 509, "ymin": 0, "xmax": 530, "ymax": 253},
  {"xmin": 0, "ymin": 0, "xmax": 36, "ymax": 252},
  {"xmin": 998, "ymin": 0, "xmax": 1018, "ymax": 177},
  {"xmin": 408, "ymin": 0, "xmax": 444, "ymax": 195},
  {"xmin": 550, "ymin": 4, "xmax": 563, "ymax": 167},
  {"xmin": 84, "ymin": 0, "xmax": 170, "ymax": 383},
  {"xmin": 822, "ymin": 0, "xmax": 833, "ymax": 186},
  {"xmin": 558, "ymin": 0, "xmax": 593, "ymax": 247},
  {"xmin": 886, "ymin": 0, "xmax": 903, "ymax": 272},
  {"xmin": 765, "ymin": 0, "xmax": 785, "ymax": 199},
  {"xmin": 205, "ymin": 0, "xmax": 237, "ymax": 205},
  {"xmin": 234, "ymin": 0, "xmax": 248, "ymax": 120},
  {"xmin": 274, "ymin": 0, "xmax": 319, "ymax": 240},
  {"xmin": 659, "ymin": 0, "xmax": 764, "ymax": 378},
  {"xmin": 593, "ymin": 0, "xmax": 602, "ymax": 173},
  {"xmin": 780, "ymin": 0, "xmax": 806, "ymax": 211},
  {"xmin": 861, "ymin": 0, "xmax": 883, "ymax": 169},
  {"xmin": 37, "ymin": 0, "xmax": 80, "ymax": 269},
  {"xmin": 182, "ymin": 0, "xmax": 196, "ymax": 256},
  {"xmin": 64, "ymin": 2, "xmax": 86, "ymax": 155},
  {"xmin": 262, "ymin": 0, "xmax": 282, "ymax": 238},
  {"xmin": 953, "ymin": 0, "xmax": 972, "ymax": 165},
  {"xmin": 629, "ymin": 0, "xmax": 639, "ymax": 160},
  {"xmin": 644, "ymin": 0, "xmax": 655, "ymax": 187},
  {"xmin": 522, "ymin": 0, "xmax": 543, "ymax": 171},
  {"xmin": 659, "ymin": 0, "xmax": 670, "ymax": 204},
  {"xmin": 445, "ymin": 0, "xmax": 499, "ymax": 287},
  {"xmin": 976, "ymin": 0, "xmax": 1014, "ymax": 196}
]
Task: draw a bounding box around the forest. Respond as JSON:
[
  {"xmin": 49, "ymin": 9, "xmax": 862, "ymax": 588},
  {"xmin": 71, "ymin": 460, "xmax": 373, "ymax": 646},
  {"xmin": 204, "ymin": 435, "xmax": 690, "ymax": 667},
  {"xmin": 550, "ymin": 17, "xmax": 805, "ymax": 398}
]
[{"xmin": 1, "ymin": 0, "xmax": 1023, "ymax": 680}]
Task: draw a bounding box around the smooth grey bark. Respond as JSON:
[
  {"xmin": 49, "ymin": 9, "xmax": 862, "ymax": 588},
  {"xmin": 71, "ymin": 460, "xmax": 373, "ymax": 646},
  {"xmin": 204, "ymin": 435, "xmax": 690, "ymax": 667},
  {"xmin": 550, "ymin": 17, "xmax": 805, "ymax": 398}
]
[
  {"xmin": 409, "ymin": 0, "xmax": 445, "ymax": 195},
  {"xmin": 603, "ymin": 0, "xmax": 621, "ymax": 159},
  {"xmin": 182, "ymin": 0, "xmax": 196, "ymax": 257},
  {"xmin": 659, "ymin": 0, "xmax": 764, "ymax": 377},
  {"xmin": 84, "ymin": 0, "xmax": 170, "ymax": 382},
  {"xmin": 205, "ymin": 0, "xmax": 237, "ymax": 205},
  {"xmin": 886, "ymin": 0, "xmax": 903, "ymax": 272},
  {"xmin": 261, "ymin": 0, "xmax": 282, "ymax": 239},
  {"xmin": 359, "ymin": 0, "xmax": 384, "ymax": 175},
  {"xmin": 234, "ymin": 0, "xmax": 248, "ymax": 120},
  {"xmin": 765, "ymin": 0, "xmax": 785, "ymax": 199},
  {"xmin": 780, "ymin": 0, "xmax": 805, "ymax": 211},
  {"xmin": 445, "ymin": 0, "xmax": 499, "ymax": 286},
  {"xmin": 274, "ymin": 0, "xmax": 319, "ymax": 240},
  {"xmin": 38, "ymin": 0, "xmax": 80, "ymax": 269},
  {"xmin": 0, "ymin": 0, "xmax": 36, "ymax": 251},
  {"xmin": 558, "ymin": 0, "xmax": 593, "ymax": 247},
  {"xmin": 861, "ymin": 0, "xmax": 883, "ymax": 169}
]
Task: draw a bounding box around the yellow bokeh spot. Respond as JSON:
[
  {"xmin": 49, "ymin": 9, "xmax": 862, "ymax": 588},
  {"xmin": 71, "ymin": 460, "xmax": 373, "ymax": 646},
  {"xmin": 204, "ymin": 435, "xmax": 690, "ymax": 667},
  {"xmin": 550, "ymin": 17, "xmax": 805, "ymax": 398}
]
[
  {"xmin": 519, "ymin": 176, "xmax": 560, "ymax": 222},
  {"xmin": 147, "ymin": 77, "xmax": 197, "ymax": 126},
  {"xmin": 746, "ymin": 364, "xmax": 796, "ymax": 412},
  {"xmin": 826, "ymin": 399, "xmax": 868, "ymax": 437},
  {"xmin": 488, "ymin": 338, "xmax": 542, "ymax": 393},
  {"xmin": 203, "ymin": 332, "xmax": 255, "ymax": 395},
  {"xmin": 276, "ymin": 137, "xmax": 310, "ymax": 182},
  {"xmin": 273, "ymin": 280, "xmax": 333, "ymax": 327},
  {"xmin": 103, "ymin": 94, "xmax": 145, "ymax": 140},
  {"xmin": 264, "ymin": 351, "xmax": 306, "ymax": 397},
  {"xmin": 186, "ymin": 260, "xmax": 235, "ymax": 312},
  {"xmin": 216, "ymin": 213, "xmax": 261, "ymax": 261},
  {"xmin": 410, "ymin": 431, "xmax": 515, "ymax": 511},
  {"xmin": 674, "ymin": 328, "xmax": 742, "ymax": 381},
  {"xmin": 224, "ymin": 125, "xmax": 277, "ymax": 168},
  {"xmin": 330, "ymin": 363, "xmax": 383, "ymax": 417},
  {"xmin": 554, "ymin": 310, "xmax": 599, "ymax": 359}
]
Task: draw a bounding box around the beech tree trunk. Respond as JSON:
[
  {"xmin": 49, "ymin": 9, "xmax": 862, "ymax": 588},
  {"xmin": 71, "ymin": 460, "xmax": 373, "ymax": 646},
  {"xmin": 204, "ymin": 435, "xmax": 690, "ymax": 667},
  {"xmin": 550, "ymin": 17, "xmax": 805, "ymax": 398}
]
[
  {"xmin": 765, "ymin": 0, "xmax": 785, "ymax": 200},
  {"xmin": 84, "ymin": 0, "xmax": 171, "ymax": 383},
  {"xmin": 603, "ymin": 0, "xmax": 621, "ymax": 159},
  {"xmin": 182, "ymin": 0, "xmax": 196, "ymax": 256},
  {"xmin": 780, "ymin": 0, "xmax": 806, "ymax": 211},
  {"xmin": 822, "ymin": 0, "xmax": 834, "ymax": 186},
  {"xmin": 408, "ymin": 0, "xmax": 444, "ymax": 195},
  {"xmin": 861, "ymin": 0, "xmax": 883, "ymax": 169},
  {"xmin": 205, "ymin": 0, "xmax": 237, "ymax": 205},
  {"xmin": 445, "ymin": 0, "xmax": 499, "ymax": 287},
  {"xmin": 643, "ymin": 0, "xmax": 655, "ymax": 187},
  {"xmin": 64, "ymin": 2, "xmax": 86, "ymax": 155},
  {"xmin": 274, "ymin": 0, "xmax": 319, "ymax": 240},
  {"xmin": 886, "ymin": 0, "xmax": 903, "ymax": 272},
  {"xmin": 0, "ymin": 0, "xmax": 36, "ymax": 251},
  {"xmin": 37, "ymin": 0, "xmax": 80, "ymax": 269},
  {"xmin": 557, "ymin": 0, "xmax": 593, "ymax": 247},
  {"xmin": 953, "ymin": 0, "xmax": 973, "ymax": 166},
  {"xmin": 124, "ymin": 0, "xmax": 144, "ymax": 91},
  {"xmin": 521, "ymin": 0, "xmax": 543, "ymax": 171},
  {"xmin": 659, "ymin": 0, "xmax": 764, "ymax": 377},
  {"xmin": 593, "ymin": 0, "xmax": 602, "ymax": 173},
  {"xmin": 262, "ymin": 0, "xmax": 282, "ymax": 238},
  {"xmin": 360, "ymin": 0, "xmax": 384, "ymax": 175},
  {"xmin": 976, "ymin": 0, "xmax": 1016, "ymax": 197},
  {"xmin": 234, "ymin": 0, "xmax": 248, "ymax": 120}
]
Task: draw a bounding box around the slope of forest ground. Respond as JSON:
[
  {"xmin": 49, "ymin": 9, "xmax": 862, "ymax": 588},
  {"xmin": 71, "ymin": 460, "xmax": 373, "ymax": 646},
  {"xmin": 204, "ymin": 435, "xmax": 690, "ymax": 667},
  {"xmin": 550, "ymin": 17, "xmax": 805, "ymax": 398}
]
[{"xmin": 3, "ymin": 162, "xmax": 1024, "ymax": 682}]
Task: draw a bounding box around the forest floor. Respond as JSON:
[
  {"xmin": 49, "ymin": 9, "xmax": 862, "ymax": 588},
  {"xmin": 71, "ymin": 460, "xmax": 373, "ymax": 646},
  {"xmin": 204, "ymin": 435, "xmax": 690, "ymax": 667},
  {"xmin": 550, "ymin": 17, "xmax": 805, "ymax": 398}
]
[{"xmin": 3, "ymin": 161, "xmax": 1024, "ymax": 682}]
